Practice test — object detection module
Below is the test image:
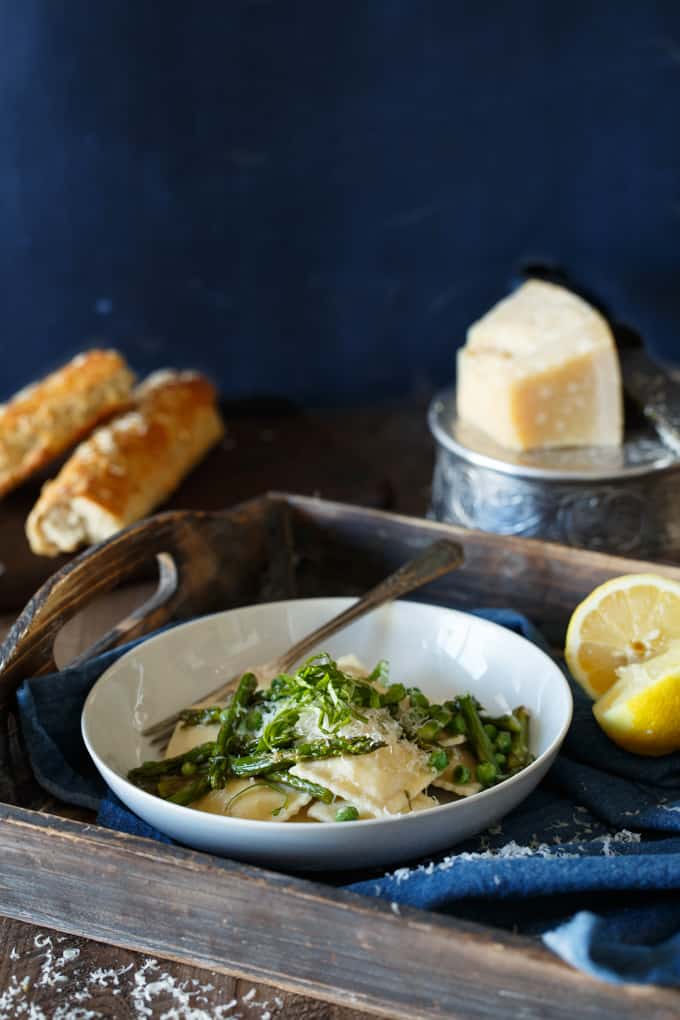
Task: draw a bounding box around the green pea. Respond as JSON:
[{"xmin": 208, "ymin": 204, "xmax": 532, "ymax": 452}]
[
  {"xmin": 476, "ymin": 761, "xmax": 497, "ymax": 787},
  {"xmin": 380, "ymin": 683, "xmax": 406, "ymax": 706},
  {"xmin": 408, "ymin": 688, "xmax": 430, "ymax": 710},
  {"xmin": 428, "ymin": 749, "xmax": 449, "ymax": 772},
  {"xmin": 452, "ymin": 764, "xmax": 471, "ymax": 784},
  {"xmin": 495, "ymin": 753, "xmax": 507, "ymax": 768},
  {"xmin": 181, "ymin": 761, "xmax": 197, "ymax": 777},
  {"xmin": 483, "ymin": 723, "xmax": 498, "ymax": 741},
  {"xmin": 431, "ymin": 705, "xmax": 452, "ymax": 728},
  {"xmin": 416, "ymin": 720, "xmax": 441, "ymax": 743},
  {"xmin": 496, "ymin": 730, "xmax": 512, "ymax": 753},
  {"xmin": 335, "ymin": 805, "xmax": 360, "ymax": 822}
]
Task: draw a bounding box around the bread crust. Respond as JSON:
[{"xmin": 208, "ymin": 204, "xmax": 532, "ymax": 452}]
[
  {"xmin": 0, "ymin": 350, "xmax": 135, "ymax": 498},
  {"xmin": 26, "ymin": 370, "xmax": 225, "ymax": 556}
]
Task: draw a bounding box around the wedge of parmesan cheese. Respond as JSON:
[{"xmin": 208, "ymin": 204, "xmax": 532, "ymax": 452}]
[{"xmin": 456, "ymin": 280, "xmax": 624, "ymax": 451}]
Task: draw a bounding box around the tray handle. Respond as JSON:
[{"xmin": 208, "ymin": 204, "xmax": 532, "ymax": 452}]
[{"xmin": 0, "ymin": 508, "xmax": 246, "ymax": 708}]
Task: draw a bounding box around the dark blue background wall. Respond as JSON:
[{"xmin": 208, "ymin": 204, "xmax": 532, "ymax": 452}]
[{"xmin": 1, "ymin": 2, "xmax": 679, "ymax": 403}]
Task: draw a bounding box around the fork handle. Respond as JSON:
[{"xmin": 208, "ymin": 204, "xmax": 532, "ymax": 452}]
[{"xmin": 272, "ymin": 537, "xmax": 464, "ymax": 673}]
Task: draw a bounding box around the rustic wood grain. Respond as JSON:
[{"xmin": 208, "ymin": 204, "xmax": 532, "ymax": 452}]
[
  {"xmin": 282, "ymin": 494, "xmax": 680, "ymax": 643},
  {"xmin": 1, "ymin": 805, "xmax": 679, "ymax": 1020},
  {"xmin": 0, "ymin": 916, "xmax": 373, "ymax": 1020}
]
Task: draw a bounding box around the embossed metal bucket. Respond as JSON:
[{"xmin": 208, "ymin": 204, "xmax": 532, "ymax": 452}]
[{"xmin": 428, "ymin": 389, "xmax": 680, "ymax": 560}]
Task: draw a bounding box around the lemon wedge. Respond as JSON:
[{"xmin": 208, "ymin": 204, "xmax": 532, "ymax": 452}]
[
  {"xmin": 593, "ymin": 639, "xmax": 680, "ymax": 756},
  {"xmin": 565, "ymin": 573, "xmax": 680, "ymax": 699}
]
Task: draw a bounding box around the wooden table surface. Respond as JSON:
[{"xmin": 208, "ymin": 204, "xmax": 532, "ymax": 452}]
[{"xmin": 0, "ymin": 399, "xmax": 434, "ymax": 1020}]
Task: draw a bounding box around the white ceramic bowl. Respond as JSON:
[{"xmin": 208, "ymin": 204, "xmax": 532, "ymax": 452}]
[{"xmin": 82, "ymin": 598, "xmax": 572, "ymax": 871}]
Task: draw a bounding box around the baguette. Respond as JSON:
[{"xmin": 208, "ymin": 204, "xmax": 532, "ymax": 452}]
[
  {"xmin": 26, "ymin": 370, "xmax": 225, "ymax": 556},
  {"xmin": 0, "ymin": 349, "xmax": 135, "ymax": 498}
]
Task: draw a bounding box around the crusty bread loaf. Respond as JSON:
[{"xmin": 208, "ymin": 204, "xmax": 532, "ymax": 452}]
[
  {"xmin": 0, "ymin": 349, "xmax": 135, "ymax": 498},
  {"xmin": 26, "ymin": 370, "xmax": 225, "ymax": 556}
]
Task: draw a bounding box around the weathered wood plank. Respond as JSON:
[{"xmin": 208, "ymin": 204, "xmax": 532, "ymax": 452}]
[
  {"xmin": 0, "ymin": 805, "xmax": 677, "ymax": 1020},
  {"xmin": 282, "ymin": 494, "xmax": 680, "ymax": 638},
  {"xmin": 0, "ymin": 916, "xmax": 371, "ymax": 1020}
]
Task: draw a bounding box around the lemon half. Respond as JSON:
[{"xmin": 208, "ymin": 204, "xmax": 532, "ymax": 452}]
[
  {"xmin": 565, "ymin": 573, "xmax": 680, "ymax": 700},
  {"xmin": 593, "ymin": 640, "xmax": 680, "ymax": 756}
]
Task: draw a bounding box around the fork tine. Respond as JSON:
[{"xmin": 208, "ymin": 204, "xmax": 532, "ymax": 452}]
[{"xmin": 149, "ymin": 725, "xmax": 175, "ymax": 749}]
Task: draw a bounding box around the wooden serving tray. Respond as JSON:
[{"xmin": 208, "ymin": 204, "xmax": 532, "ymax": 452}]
[{"xmin": 1, "ymin": 494, "xmax": 679, "ymax": 1019}]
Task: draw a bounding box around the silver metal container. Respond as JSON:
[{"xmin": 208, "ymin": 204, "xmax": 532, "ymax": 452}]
[{"xmin": 428, "ymin": 388, "xmax": 680, "ymax": 560}]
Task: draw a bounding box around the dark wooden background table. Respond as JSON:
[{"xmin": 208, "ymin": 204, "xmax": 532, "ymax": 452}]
[{"xmin": 0, "ymin": 399, "xmax": 435, "ymax": 1020}]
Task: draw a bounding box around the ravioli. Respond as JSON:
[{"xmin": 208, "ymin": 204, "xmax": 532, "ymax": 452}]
[
  {"xmin": 128, "ymin": 651, "xmax": 530, "ymax": 824},
  {"xmin": 307, "ymin": 792, "xmax": 438, "ymax": 823},
  {"xmin": 290, "ymin": 739, "xmax": 434, "ymax": 817},
  {"xmin": 193, "ymin": 778, "xmax": 310, "ymax": 821},
  {"xmin": 432, "ymin": 745, "xmax": 481, "ymax": 797}
]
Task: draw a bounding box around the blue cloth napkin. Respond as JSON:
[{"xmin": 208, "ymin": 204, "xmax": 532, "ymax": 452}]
[{"xmin": 16, "ymin": 610, "xmax": 680, "ymax": 988}]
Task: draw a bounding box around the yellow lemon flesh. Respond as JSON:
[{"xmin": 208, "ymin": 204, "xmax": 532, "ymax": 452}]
[
  {"xmin": 565, "ymin": 574, "xmax": 680, "ymax": 700},
  {"xmin": 593, "ymin": 639, "xmax": 680, "ymax": 756}
]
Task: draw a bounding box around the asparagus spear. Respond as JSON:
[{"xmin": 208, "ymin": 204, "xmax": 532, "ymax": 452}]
[
  {"xmin": 178, "ymin": 705, "xmax": 224, "ymax": 727},
  {"xmin": 215, "ymin": 672, "xmax": 258, "ymax": 755},
  {"xmin": 458, "ymin": 696, "xmax": 497, "ymax": 764},
  {"xmin": 459, "ymin": 694, "xmax": 498, "ymax": 784},
  {"xmin": 205, "ymin": 672, "xmax": 258, "ymax": 788},
  {"xmin": 507, "ymin": 706, "xmax": 532, "ymax": 772},
  {"xmin": 230, "ymin": 736, "xmax": 385, "ymax": 777},
  {"xmin": 128, "ymin": 741, "xmax": 217, "ymax": 782},
  {"xmin": 268, "ymin": 770, "xmax": 334, "ymax": 804},
  {"xmin": 208, "ymin": 757, "xmax": 230, "ymax": 790},
  {"xmin": 166, "ymin": 776, "xmax": 211, "ymax": 805},
  {"xmin": 480, "ymin": 712, "xmax": 522, "ymax": 734}
]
